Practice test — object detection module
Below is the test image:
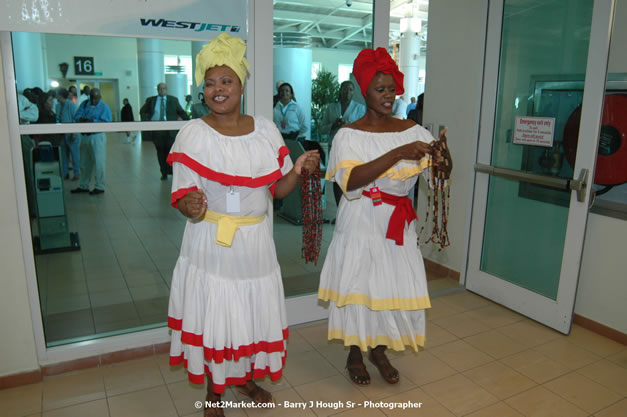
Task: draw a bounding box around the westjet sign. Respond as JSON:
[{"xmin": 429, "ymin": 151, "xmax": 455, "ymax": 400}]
[
  {"xmin": 1, "ymin": 0, "xmax": 248, "ymax": 40},
  {"xmin": 140, "ymin": 18, "xmax": 241, "ymax": 33}
]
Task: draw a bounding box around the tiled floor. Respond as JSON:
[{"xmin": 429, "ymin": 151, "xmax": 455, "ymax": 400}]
[
  {"xmin": 1, "ymin": 290, "xmax": 625, "ymax": 417},
  {"xmin": 33, "ymin": 133, "xmax": 380, "ymax": 344}
]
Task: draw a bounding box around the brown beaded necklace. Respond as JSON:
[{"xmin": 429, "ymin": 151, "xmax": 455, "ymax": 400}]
[
  {"xmin": 301, "ymin": 168, "xmax": 323, "ymax": 264},
  {"xmin": 418, "ymin": 139, "xmax": 451, "ymax": 250}
]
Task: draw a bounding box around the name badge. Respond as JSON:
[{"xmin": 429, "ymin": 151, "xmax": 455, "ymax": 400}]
[
  {"xmin": 226, "ymin": 189, "xmax": 240, "ymax": 213},
  {"xmin": 369, "ymin": 186, "xmax": 383, "ymax": 206}
]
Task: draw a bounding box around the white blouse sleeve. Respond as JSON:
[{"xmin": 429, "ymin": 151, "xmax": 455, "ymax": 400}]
[{"xmin": 325, "ymin": 129, "xmax": 365, "ymax": 200}]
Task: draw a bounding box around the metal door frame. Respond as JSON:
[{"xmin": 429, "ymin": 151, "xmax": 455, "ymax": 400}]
[{"xmin": 465, "ymin": 0, "xmax": 615, "ymax": 333}]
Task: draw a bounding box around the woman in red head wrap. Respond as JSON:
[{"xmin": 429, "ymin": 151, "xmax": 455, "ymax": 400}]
[{"xmin": 318, "ymin": 48, "xmax": 452, "ymax": 386}]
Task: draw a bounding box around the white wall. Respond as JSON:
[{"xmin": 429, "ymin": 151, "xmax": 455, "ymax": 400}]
[
  {"xmin": 574, "ymin": 0, "xmax": 627, "ymax": 333},
  {"xmin": 0, "ymin": 51, "xmax": 40, "ymax": 377},
  {"xmin": 420, "ymin": 0, "xmax": 486, "ymax": 273},
  {"xmin": 311, "ymin": 48, "xmax": 360, "ymax": 81}
]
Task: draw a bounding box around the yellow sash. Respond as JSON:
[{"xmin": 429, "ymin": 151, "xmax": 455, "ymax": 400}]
[{"xmin": 202, "ymin": 210, "xmax": 265, "ymax": 247}]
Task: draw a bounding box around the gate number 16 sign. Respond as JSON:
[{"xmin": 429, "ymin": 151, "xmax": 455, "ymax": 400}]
[{"xmin": 74, "ymin": 57, "xmax": 94, "ymax": 75}]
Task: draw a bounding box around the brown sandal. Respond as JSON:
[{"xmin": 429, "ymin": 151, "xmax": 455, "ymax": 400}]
[
  {"xmin": 236, "ymin": 381, "xmax": 274, "ymax": 404},
  {"xmin": 368, "ymin": 350, "xmax": 399, "ymax": 384}
]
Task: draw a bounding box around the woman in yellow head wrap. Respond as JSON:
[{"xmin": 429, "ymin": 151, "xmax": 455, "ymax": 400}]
[{"xmin": 166, "ymin": 33, "xmax": 319, "ymax": 416}]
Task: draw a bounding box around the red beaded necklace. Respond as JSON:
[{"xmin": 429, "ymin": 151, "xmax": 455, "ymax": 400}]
[{"xmin": 301, "ymin": 168, "xmax": 323, "ymax": 264}]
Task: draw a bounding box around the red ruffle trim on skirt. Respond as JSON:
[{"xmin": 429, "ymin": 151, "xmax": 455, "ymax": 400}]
[
  {"xmin": 169, "ymin": 354, "xmax": 286, "ymax": 393},
  {"xmin": 169, "ymin": 316, "xmax": 289, "ymax": 363}
]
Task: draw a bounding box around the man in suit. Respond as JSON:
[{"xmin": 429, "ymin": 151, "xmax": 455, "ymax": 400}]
[{"xmin": 140, "ymin": 82, "xmax": 189, "ymax": 180}]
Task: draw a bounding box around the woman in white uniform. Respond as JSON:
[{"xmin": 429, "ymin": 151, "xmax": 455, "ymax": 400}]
[
  {"xmin": 273, "ymin": 82, "xmax": 308, "ymax": 140},
  {"xmin": 167, "ymin": 33, "xmax": 319, "ymax": 416},
  {"xmin": 318, "ymin": 47, "xmax": 452, "ymax": 386}
]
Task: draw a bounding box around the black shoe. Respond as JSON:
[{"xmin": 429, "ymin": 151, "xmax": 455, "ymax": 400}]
[
  {"xmin": 71, "ymin": 188, "xmax": 89, "ymax": 194},
  {"xmin": 160, "ymin": 174, "xmax": 167, "ymax": 180},
  {"xmin": 89, "ymin": 189, "xmax": 104, "ymax": 195}
]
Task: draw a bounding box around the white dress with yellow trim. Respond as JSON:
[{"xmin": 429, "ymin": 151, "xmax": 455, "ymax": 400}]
[
  {"xmin": 318, "ymin": 124, "xmax": 434, "ymax": 352},
  {"xmin": 166, "ymin": 116, "xmax": 293, "ymax": 393}
]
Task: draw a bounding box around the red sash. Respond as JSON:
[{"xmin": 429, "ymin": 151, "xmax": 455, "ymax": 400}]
[{"xmin": 362, "ymin": 189, "xmax": 417, "ymax": 246}]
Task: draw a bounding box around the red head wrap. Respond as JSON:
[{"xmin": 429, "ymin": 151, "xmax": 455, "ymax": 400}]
[{"xmin": 352, "ymin": 47, "xmax": 404, "ymax": 98}]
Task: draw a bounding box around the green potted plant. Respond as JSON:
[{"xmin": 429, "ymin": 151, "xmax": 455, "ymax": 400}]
[{"xmin": 311, "ymin": 68, "xmax": 339, "ymax": 142}]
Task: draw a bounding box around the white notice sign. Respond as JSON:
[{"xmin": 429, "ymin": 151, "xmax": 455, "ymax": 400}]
[{"xmin": 513, "ymin": 116, "xmax": 555, "ymax": 147}]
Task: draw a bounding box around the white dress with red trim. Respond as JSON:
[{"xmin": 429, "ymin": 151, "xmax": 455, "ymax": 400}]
[
  {"xmin": 318, "ymin": 125, "xmax": 434, "ymax": 352},
  {"xmin": 166, "ymin": 116, "xmax": 293, "ymax": 393}
]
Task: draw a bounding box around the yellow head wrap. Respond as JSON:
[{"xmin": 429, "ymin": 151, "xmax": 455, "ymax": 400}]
[{"xmin": 194, "ymin": 33, "xmax": 250, "ymax": 87}]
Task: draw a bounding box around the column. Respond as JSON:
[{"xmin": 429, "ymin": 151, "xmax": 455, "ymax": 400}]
[
  {"xmin": 399, "ymin": 17, "xmax": 422, "ymax": 102},
  {"xmin": 137, "ymin": 39, "xmax": 164, "ymax": 105},
  {"xmin": 12, "ymin": 32, "xmax": 46, "ymax": 93},
  {"xmin": 191, "ymin": 41, "xmax": 205, "ymax": 104}
]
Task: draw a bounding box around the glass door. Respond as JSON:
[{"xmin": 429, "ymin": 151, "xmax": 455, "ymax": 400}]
[
  {"xmin": 466, "ymin": 0, "xmax": 615, "ymax": 333},
  {"xmin": 272, "ymin": 0, "xmax": 376, "ymax": 324}
]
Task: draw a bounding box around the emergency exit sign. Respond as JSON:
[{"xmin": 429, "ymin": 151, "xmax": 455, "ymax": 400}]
[{"xmin": 513, "ymin": 116, "xmax": 555, "ymax": 147}]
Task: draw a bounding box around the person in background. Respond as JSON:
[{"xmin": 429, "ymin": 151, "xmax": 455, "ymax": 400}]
[
  {"xmin": 166, "ymin": 33, "xmax": 319, "ymax": 417},
  {"xmin": 36, "ymin": 91, "xmax": 63, "ymax": 147},
  {"xmin": 18, "ymin": 89, "xmax": 40, "ymax": 217},
  {"xmin": 71, "ymin": 88, "xmax": 112, "ymax": 195},
  {"xmin": 68, "ymin": 85, "xmax": 78, "ymax": 104},
  {"xmin": 318, "ymin": 47, "xmax": 452, "ymax": 386},
  {"xmin": 191, "ymin": 92, "xmax": 211, "ymax": 119},
  {"xmin": 121, "ymin": 98, "xmax": 137, "ymax": 144},
  {"xmin": 392, "ymin": 96, "xmax": 407, "ymax": 119},
  {"xmin": 272, "ymin": 82, "xmax": 307, "ymax": 140},
  {"xmin": 56, "ymin": 87, "xmax": 80, "ymax": 180},
  {"xmin": 77, "ymin": 85, "xmax": 90, "ymax": 107},
  {"xmin": 18, "ymin": 89, "xmax": 39, "ymax": 124},
  {"xmin": 407, "ymin": 93, "xmax": 424, "ymax": 125},
  {"xmin": 272, "ymin": 79, "xmax": 284, "ymax": 108},
  {"xmin": 184, "ymin": 94, "xmax": 193, "ymax": 116},
  {"xmin": 140, "ymin": 82, "xmax": 190, "ymax": 180},
  {"xmin": 320, "ymin": 80, "xmax": 366, "ymax": 205},
  {"xmin": 406, "ymin": 96, "xmax": 417, "ymax": 117},
  {"xmin": 49, "ymin": 89, "xmax": 61, "ymax": 118}
]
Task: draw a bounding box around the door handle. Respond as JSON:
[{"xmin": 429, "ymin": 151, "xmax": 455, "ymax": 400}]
[{"xmin": 474, "ymin": 163, "xmax": 589, "ymax": 202}]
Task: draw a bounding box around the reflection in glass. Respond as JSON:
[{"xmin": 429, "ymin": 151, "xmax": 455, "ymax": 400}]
[
  {"xmin": 271, "ymin": 1, "xmax": 451, "ymax": 298},
  {"xmin": 12, "ymin": 32, "xmax": 203, "ymax": 124},
  {"xmin": 389, "ymin": 2, "xmax": 430, "ymax": 112},
  {"xmin": 11, "ymin": 30, "xmax": 251, "ymax": 346},
  {"xmin": 28, "ymin": 130, "xmax": 183, "ymax": 346},
  {"xmin": 272, "ymin": 1, "xmax": 375, "ymax": 298},
  {"xmin": 139, "ymin": 82, "xmax": 190, "ymax": 180}
]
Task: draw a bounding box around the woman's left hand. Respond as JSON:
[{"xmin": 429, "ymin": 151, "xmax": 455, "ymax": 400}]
[
  {"xmin": 433, "ymin": 128, "xmax": 453, "ymax": 179},
  {"xmin": 294, "ymin": 150, "xmax": 320, "ymax": 176}
]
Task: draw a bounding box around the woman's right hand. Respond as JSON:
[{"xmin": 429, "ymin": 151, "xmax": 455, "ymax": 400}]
[
  {"xmin": 177, "ymin": 190, "xmax": 207, "ymax": 220},
  {"xmin": 395, "ymin": 140, "xmax": 432, "ymax": 161}
]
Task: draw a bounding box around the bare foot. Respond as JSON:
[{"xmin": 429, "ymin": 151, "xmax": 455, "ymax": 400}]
[
  {"xmin": 204, "ymin": 391, "xmax": 224, "ymax": 417},
  {"xmin": 368, "ymin": 346, "xmax": 399, "ymax": 384},
  {"xmin": 236, "ymin": 380, "xmax": 274, "ymax": 404},
  {"xmin": 346, "ymin": 346, "xmax": 370, "ymax": 385}
]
